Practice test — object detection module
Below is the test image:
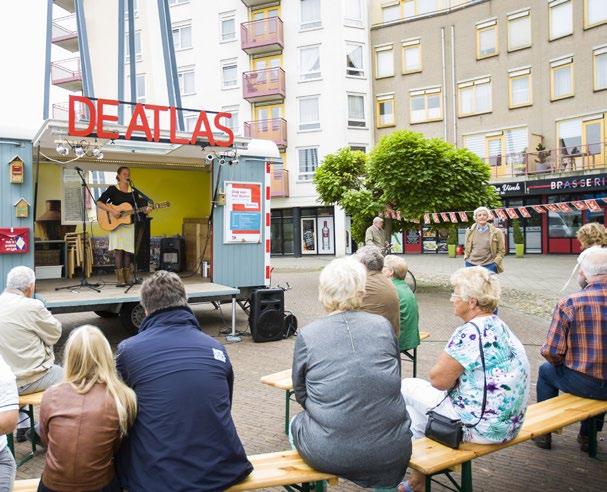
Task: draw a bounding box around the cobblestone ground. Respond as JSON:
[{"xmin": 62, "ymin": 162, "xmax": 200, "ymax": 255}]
[{"xmin": 15, "ymin": 268, "xmax": 607, "ymax": 491}]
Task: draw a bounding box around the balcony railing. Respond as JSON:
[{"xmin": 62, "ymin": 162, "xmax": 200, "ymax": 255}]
[
  {"xmin": 241, "ymin": 17, "xmax": 284, "ymax": 55},
  {"xmin": 52, "ymin": 14, "xmax": 78, "ymax": 52},
  {"xmin": 242, "ymin": 67, "xmax": 286, "ymax": 103},
  {"xmin": 52, "ymin": 101, "xmax": 90, "ymax": 122},
  {"xmin": 240, "ymin": 0, "xmax": 273, "ymax": 7},
  {"xmin": 244, "ymin": 118, "xmax": 287, "ymax": 149},
  {"xmin": 270, "ymin": 167, "xmax": 289, "ymax": 198},
  {"xmin": 486, "ymin": 142, "xmax": 607, "ymax": 181},
  {"xmin": 51, "ymin": 57, "xmax": 82, "ymax": 91}
]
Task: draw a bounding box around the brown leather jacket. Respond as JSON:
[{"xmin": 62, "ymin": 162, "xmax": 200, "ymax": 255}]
[{"xmin": 39, "ymin": 382, "xmax": 122, "ymax": 491}]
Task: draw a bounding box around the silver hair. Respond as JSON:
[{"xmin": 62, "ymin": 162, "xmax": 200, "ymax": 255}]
[
  {"xmin": 373, "ymin": 216, "xmax": 384, "ymax": 224},
  {"xmin": 451, "ymin": 266, "xmax": 501, "ymax": 312},
  {"xmin": 140, "ymin": 271, "xmax": 188, "ymax": 315},
  {"xmin": 473, "ymin": 207, "xmax": 491, "ymax": 219},
  {"xmin": 356, "ymin": 245, "xmax": 384, "ymax": 272},
  {"xmin": 579, "ymin": 247, "xmax": 607, "ymax": 277},
  {"xmin": 6, "ymin": 266, "xmax": 36, "ymax": 292},
  {"xmin": 318, "ymin": 258, "xmax": 367, "ymax": 312}
]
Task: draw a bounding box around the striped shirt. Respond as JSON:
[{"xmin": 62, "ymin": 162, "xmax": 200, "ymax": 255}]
[
  {"xmin": 541, "ymin": 281, "xmax": 607, "ymax": 380},
  {"xmin": 0, "ymin": 355, "xmax": 19, "ymax": 451}
]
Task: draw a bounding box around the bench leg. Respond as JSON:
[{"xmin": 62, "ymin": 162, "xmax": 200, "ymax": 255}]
[
  {"xmin": 588, "ymin": 416, "xmax": 598, "ymax": 459},
  {"xmin": 413, "ymin": 348, "xmax": 418, "ymax": 378},
  {"xmin": 461, "ymin": 461, "xmax": 473, "ymax": 492},
  {"xmin": 285, "ymin": 390, "xmax": 294, "ymax": 436},
  {"xmin": 425, "ymin": 475, "xmax": 432, "ymax": 492}
]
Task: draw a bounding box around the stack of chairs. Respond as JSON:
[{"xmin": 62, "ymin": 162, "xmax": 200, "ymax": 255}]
[{"xmin": 64, "ymin": 232, "xmax": 93, "ymax": 278}]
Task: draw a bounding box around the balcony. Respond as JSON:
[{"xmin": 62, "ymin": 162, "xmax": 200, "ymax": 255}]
[
  {"xmin": 240, "ymin": 0, "xmax": 276, "ymax": 7},
  {"xmin": 486, "ymin": 142, "xmax": 607, "ymax": 181},
  {"xmin": 244, "ymin": 118, "xmax": 287, "ymax": 150},
  {"xmin": 51, "ymin": 57, "xmax": 82, "ymax": 91},
  {"xmin": 52, "ymin": 15, "xmax": 78, "ymax": 52},
  {"xmin": 54, "ymin": 0, "xmax": 75, "ymax": 13},
  {"xmin": 270, "ymin": 167, "xmax": 289, "ymax": 198},
  {"xmin": 243, "ymin": 67, "xmax": 286, "ymax": 103},
  {"xmin": 241, "ymin": 17, "xmax": 284, "ymax": 55},
  {"xmin": 52, "ymin": 101, "xmax": 90, "ymax": 122}
]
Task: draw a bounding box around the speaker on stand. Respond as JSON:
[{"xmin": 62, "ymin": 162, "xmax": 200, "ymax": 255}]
[
  {"xmin": 249, "ymin": 288, "xmax": 285, "ymax": 343},
  {"xmin": 159, "ymin": 236, "xmax": 185, "ymax": 272}
]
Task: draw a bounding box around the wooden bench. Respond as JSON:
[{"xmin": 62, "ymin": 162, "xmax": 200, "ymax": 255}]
[
  {"xmin": 12, "ymin": 450, "xmax": 339, "ymax": 492},
  {"xmin": 400, "ymin": 330, "xmax": 430, "ymax": 378},
  {"xmin": 6, "ymin": 391, "xmax": 45, "ymax": 466},
  {"xmin": 409, "ymin": 393, "xmax": 607, "ymax": 491}
]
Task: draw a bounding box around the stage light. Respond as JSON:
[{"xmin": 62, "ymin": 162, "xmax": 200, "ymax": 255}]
[
  {"xmin": 74, "ymin": 146, "xmax": 85, "ymax": 157},
  {"xmin": 231, "ymin": 159, "xmax": 239, "ymax": 166},
  {"xmin": 56, "ymin": 142, "xmax": 68, "ymax": 156},
  {"xmin": 92, "ymin": 147, "xmax": 101, "ymax": 157},
  {"xmin": 218, "ymin": 158, "xmax": 226, "ymax": 165},
  {"xmin": 206, "ymin": 153, "xmax": 215, "ymax": 161},
  {"xmin": 96, "ymin": 152, "xmax": 104, "ymax": 160}
]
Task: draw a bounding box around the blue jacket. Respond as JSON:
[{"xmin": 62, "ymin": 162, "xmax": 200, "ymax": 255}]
[{"xmin": 116, "ymin": 306, "xmax": 253, "ymax": 492}]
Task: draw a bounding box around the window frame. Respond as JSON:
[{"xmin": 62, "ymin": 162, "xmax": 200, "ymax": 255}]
[
  {"xmin": 508, "ymin": 68, "xmax": 532, "ymax": 109},
  {"xmin": 409, "ymin": 86, "xmax": 443, "ymax": 124},
  {"xmin": 476, "ymin": 19, "xmax": 498, "ymax": 60},
  {"xmin": 219, "ymin": 11, "xmax": 237, "ymax": 43},
  {"xmin": 135, "ymin": 74, "xmax": 146, "ymax": 103},
  {"xmin": 401, "ymin": 38, "xmax": 422, "ymax": 74},
  {"xmin": 375, "ymin": 45, "xmax": 394, "ymax": 79},
  {"xmin": 347, "ymin": 93, "xmax": 366, "ymax": 128},
  {"xmin": 376, "ymin": 94, "xmax": 395, "ymax": 128},
  {"xmin": 593, "ymin": 46, "xmax": 607, "ymax": 92},
  {"xmin": 221, "ymin": 59, "xmax": 239, "ymax": 90},
  {"xmin": 584, "ymin": 0, "xmax": 607, "ymax": 29},
  {"xmin": 507, "ymin": 10, "xmax": 531, "ymax": 52},
  {"xmin": 297, "ymin": 146, "xmax": 320, "ymax": 182},
  {"xmin": 125, "ymin": 30, "xmax": 143, "ymax": 63},
  {"xmin": 381, "ymin": 1, "xmax": 400, "ymax": 23},
  {"xmin": 178, "ymin": 67, "xmax": 196, "ymax": 96},
  {"xmin": 300, "ymin": 0, "xmax": 322, "ymax": 31},
  {"xmin": 299, "ymin": 44, "xmax": 322, "ymax": 82},
  {"xmin": 457, "ymin": 77, "xmax": 492, "ymax": 118},
  {"xmin": 549, "ymin": 0, "xmax": 573, "ymax": 41},
  {"xmin": 344, "ymin": 0, "xmax": 364, "ymax": 27},
  {"xmin": 550, "ymin": 57, "xmax": 574, "ymax": 101},
  {"xmin": 346, "ymin": 41, "xmax": 365, "ymax": 78},
  {"xmin": 172, "ymin": 23, "xmax": 193, "ymax": 51},
  {"xmin": 298, "ymin": 95, "xmax": 321, "ymax": 132}
]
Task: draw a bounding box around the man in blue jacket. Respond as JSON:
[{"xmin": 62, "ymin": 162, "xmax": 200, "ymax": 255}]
[{"xmin": 116, "ymin": 271, "xmax": 253, "ymax": 492}]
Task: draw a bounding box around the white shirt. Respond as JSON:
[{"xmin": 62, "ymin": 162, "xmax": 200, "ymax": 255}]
[{"xmin": 0, "ymin": 355, "xmax": 19, "ymax": 451}]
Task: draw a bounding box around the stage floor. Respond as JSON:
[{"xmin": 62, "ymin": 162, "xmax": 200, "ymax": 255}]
[{"xmin": 36, "ymin": 273, "xmax": 239, "ymax": 312}]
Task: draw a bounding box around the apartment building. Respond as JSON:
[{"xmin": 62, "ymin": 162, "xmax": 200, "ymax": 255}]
[
  {"xmin": 370, "ymin": 0, "xmax": 607, "ymax": 254},
  {"xmin": 48, "ymin": 0, "xmax": 375, "ymax": 257}
]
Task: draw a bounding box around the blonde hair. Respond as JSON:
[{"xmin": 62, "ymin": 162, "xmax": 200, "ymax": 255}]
[
  {"xmin": 383, "ymin": 255, "xmax": 408, "ymax": 280},
  {"xmin": 576, "ymin": 222, "xmax": 607, "ymax": 249},
  {"xmin": 63, "ymin": 325, "xmax": 137, "ymax": 437},
  {"xmin": 451, "ymin": 266, "xmax": 501, "ymax": 312},
  {"xmin": 318, "ymin": 258, "xmax": 366, "ymax": 312}
]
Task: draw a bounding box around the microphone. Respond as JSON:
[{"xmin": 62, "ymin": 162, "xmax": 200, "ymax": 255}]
[{"xmin": 75, "ymin": 166, "xmax": 83, "ymax": 172}]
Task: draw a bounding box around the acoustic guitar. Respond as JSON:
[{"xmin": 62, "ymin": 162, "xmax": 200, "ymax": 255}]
[{"xmin": 97, "ymin": 201, "xmax": 171, "ymax": 232}]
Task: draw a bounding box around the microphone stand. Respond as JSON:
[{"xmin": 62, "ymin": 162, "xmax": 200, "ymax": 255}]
[
  {"xmin": 124, "ymin": 179, "xmax": 151, "ymax": 293},
  {"xmin": 56, "ymin": 168, "xmax": 101, "ymax": 293}
]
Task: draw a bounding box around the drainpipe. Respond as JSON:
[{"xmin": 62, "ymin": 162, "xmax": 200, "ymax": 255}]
[
  {"xmin": 450, "ymin": 25, "xmax": 457, "ymax": 146},
  {"xmin": 441, "ymin": 27, "xmax": 447, "ymax": 142}
]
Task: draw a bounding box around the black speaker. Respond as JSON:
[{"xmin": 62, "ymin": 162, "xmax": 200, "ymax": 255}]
[
  {"xmin": 159, "ymin": 236, "xmax": 185, "ymax": 272},
  {"xmin": 249, "ymin": 288, "xmax": 285, "ymax": 343}
]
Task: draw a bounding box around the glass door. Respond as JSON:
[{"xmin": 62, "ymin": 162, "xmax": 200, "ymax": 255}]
[
  {"xmin": 486, "ymin": 135, "xmax": 505, "ymax": 177},
  {"xmin": 582, "ymin": 117, "xmax": 605, "ymax": 170}
]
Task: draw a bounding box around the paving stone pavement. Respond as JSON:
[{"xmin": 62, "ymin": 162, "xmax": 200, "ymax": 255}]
[{"xmin": 14, "ymin": 269, "xmax": 606, "ymax": 491}]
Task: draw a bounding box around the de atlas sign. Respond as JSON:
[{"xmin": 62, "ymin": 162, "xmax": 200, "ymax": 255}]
[{"xmin": 68, "ymin": 95, "xmax": 235, "ymax": 147}]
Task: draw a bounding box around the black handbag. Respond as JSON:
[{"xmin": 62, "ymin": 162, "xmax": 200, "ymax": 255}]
[{"xmin": 424, "ymin": 322, "xmax": 487, "ymax": 449}]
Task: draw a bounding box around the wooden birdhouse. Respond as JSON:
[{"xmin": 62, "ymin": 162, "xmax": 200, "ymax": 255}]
[
  {"xmin": 14, "ymin": 198, "xmax": 30, "ymax": 218},
  {"xmin": 9, "ymin": 156, "xmax": 24, "ymax": 184}
]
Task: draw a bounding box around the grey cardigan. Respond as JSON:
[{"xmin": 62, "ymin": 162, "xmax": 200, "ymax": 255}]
[{"xmin": 290, "ymin": 310, "xmax": 412, "ymax": 489}]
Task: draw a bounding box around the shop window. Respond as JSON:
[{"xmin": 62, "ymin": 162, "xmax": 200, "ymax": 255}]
[
  {"xmin": 299, "ymin": 45, "xmax": 321, "ymax": 81},
  {"xmin": 300, "ymin": 0, "xmax": 321, "ymax": 30},
  {"xmin": 178, "ymin": 67, "xmax": 195, "ymax": 96},
  {"xmin": 298, "ymin": 147, "xmax": 319, "ymax": 181},
  {"xmin": 549, "ymin": 0, "xmax": 573, "ymax": 41},
  {"xmin": 382, "ymin": 2, "xmax": 400, "ymax": 23},
  {"xmin": 346, "ymin": 42, "xmax": 365, "ymax": 77},
  {"xmin": 220, "ymin": 12, "xmax": 236, "ymax": 42},
  {"xmin": 476, "ymin": 19, "xmax": 498, "ymax": 59},
  {"xmin": 409, "ymin": 86, "xmax": 442, "ymax": 123},
  {"xmin": 347, "ymin": 94, "xmax": 366, "ymax": 127},
  {"xmin": 376, "ymin": 95, "xmax": 395, "ymax": 128},
  {"xmin": 375, "ymin": 45, "xmax": 394, "ymax": 78},
  {"xmin": 344, "ymin": 0, "xmax": 363, "ymax": 27},
  {"xmin": 550, "ymin": 57, "xmax": 574, "ymax": 100},
  {"xmin": 508, "ymin": 68, "xmax": 532, "ymax": 108},
  {"xmin": 594, "ymin": 47, "xmax": 607, "ymax": 91},
  {"xmin": 125, "ymin": 31, "xmax": 142, "ymax": 62},
  {"xmin": 507, "ymin": 10, "xmax": 531, "ymax": 52},
  {"xmin": 402, "ymin": 39, "xmax": 422, "ymax": 74},
  {"xmin": 172, "ymin": 24, "xmax": 192, "ymax": 50},
  {"xmin": 457, "ymin": 78, "xmax": 492, "ymax": 117},
  {"xmin": 299, "ymin": 96, "xmax": 321, "ymax": 131},
  {"xmin": 584, "ymin": 0, "xmax": 607, "ymax": 29},
  {"xmin": 548, "ymin": 195, "xmax": 582, "ymax": 238}
]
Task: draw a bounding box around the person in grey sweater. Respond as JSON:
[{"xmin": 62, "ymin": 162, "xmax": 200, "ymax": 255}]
[{"xmin": 290, "ymin": 257, "xmax": 412, "ymax": 489}]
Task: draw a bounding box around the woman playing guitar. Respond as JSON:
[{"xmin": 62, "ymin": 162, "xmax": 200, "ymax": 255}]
[{"xmin": 97, "ymin": 167, "xmax": 150, "ymax": 287}]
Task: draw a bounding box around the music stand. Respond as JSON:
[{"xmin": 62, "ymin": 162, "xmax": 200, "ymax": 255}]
[{"xmin": 56, "ymin": 168, "xmax": 101, "ymax": 293}]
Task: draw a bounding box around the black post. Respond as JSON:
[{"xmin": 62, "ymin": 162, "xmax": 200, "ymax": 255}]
[{"xmin": 293, "ymin": 207, "xmax": 302, "ymax": 257}]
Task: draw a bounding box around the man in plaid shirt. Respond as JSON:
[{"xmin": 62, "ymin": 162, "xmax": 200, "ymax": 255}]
[{"xmin": 534, "ymin": 247, "xmax": 607, "ymax": 451}]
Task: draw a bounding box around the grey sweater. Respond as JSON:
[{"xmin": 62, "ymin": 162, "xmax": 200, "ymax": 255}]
[{"xmin": 291, "ymin": 310, "xmax": 412, "ymax": 488}]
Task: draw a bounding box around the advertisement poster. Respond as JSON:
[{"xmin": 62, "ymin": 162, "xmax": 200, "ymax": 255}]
[
  {"xmin": 0, "ymin": 227, "xmax": 30, "ymax": 254},
  {"xmin": 317, "ymin": 217, "xmax": 335, "ymax": 255},
  {"xmin": 224, "ymin": 181, "xmax": 262, "ymax": 243},
  {"xmin": 390, "ymin": 232, "xmax": 403, "ymax": 253},
  {"xmin": 301, "ymin": 218, "xmax": 317, "ymax": 255}
]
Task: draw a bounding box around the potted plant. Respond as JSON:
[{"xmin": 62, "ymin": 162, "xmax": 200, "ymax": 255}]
[
  {"xmin": 534, "ymin": 143, "xmax": 552, "ymax": 173},
  {"xmin": 447, "ymin": 225, "xmax": 458, "ymax": 258},
  {"xmin": 512, "ymin": 219, "xmax": 524, "ymax": 258}
]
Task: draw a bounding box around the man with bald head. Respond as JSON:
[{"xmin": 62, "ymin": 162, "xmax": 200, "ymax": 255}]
[
  {"xmin": 534, "ymin": 247, "xmax": 607, "ymax": 451},
  {"xmin": 365, "ymin": 217, "xmax": 387, "ymax": 249}
]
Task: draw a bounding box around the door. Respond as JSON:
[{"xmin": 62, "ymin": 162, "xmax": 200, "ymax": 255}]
[
  {"xmin": 253, "ymin": 56, "xmax": 281, "ymax": 88},
  {"xmin": 486, "ymin": 136, "xmax": 505, "ymax": 178},
  {"xmin": 582, "ymin": 117, "xmax": 605, "ymax": 169},
  {"xmin": 252, "ymin": 7, "xmax": 280, "ymax": 37},
  {"xmin": 255, "ymin": 104, "xmax": 282, "ymax": 136}
]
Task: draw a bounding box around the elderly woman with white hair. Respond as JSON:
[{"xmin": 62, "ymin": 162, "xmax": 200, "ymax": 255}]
[
  {"xmin": 464, "ymin": 206, "xmax": 506, "ymax": 273},
  {"xmin": 399, "ymin": 266, "xmax": 529, "ymax": 492},
  {"xmin": 291, "ymin": 258, "xmax": 412, "ymax": 489}
]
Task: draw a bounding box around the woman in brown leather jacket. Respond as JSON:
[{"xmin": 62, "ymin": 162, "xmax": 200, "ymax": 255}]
[{"xmin": 37, "ymin": 325, "xmax": 137, "ymax": 492}]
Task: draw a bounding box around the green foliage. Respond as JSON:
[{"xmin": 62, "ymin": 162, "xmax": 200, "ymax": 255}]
[
  {"xmin": 447, "ymin": 225, "xmax": 458, "ymax": 245},
  {"xmin": 313, "ymin": 147, "xmax": 367, "ymax": 205},
  {"xmin": 512, "ymin": 219, "xmax": 524, "ymax": 244}
]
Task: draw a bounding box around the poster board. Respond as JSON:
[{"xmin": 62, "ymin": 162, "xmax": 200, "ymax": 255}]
[
  {"xmin": 301, "ymin": 218, "xmax": 317, "ymax": 254},
  {"xmin": 0, "ymin": 227, "xmax": 30, "ymax": 254},
  {"xmin": 223, "ymin": 181, "xmax": 262, "ymax": 243},
  {"xmin": 317, "ymin": 217, "xmax": 334, "ymax": 255}
]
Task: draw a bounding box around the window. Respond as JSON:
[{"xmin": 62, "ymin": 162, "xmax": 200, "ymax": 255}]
[
  {"xmin": 549, "ymin": 0, "xmax": 573, "ymax": 40},
  {"xmin": 347, "ymin": 94, "xmax": 366, "ymax": 127},
  {"xmin": 349, "ymin": 145, "xmax": 366, "ymax": 153},
  {"xmin": 220, "ymin": 12, "xmax": 236, "ymax": 42},
  {"xmin": 402, "ymin": 38, "xmax": 422, "ymax": 73},
  {"xmin": 550, "ymin": 57, "xmax": 574, "ymax": 100},
  {"xmin": 376, "ymin": 95, "xmax": 395, "ymax": 127},
  {"xmin": 458, "ymin": 78, "xmax": 492, "ymax": 117},
  {"xmin": 168, "ymin": 0, "xmax": 189, "ymax": 5},
  {"xmin": 298, "ymin": 147, "xmax": 319, "ymax": 181},
  {"xmin": 594, "ymin": 47, "xmax": 607, "ymax": 91},
  {"xmin": 221, "ymin": 106, "xmax": 240, "ymax": 135},
  {"xmin": 185, "ymin": 115, "xmax": 198, "ymax": 132},
  {"xmin": 476, "ymin": 19, "xmax": 498, "ymax": 59},
  {"xmin": 221, "ymin": 60, "xmax": 238, "ymax": 89},
  {"xmin": 299, "ymin": 96, "xmax": 320, "ymax": 131},
  {"xmin": 585, "ymin": 0, "xmax": 607, "ymax": 28},
  {"xmin": 172, "ymin": 24, "xmax": 192, "ymax": 50},
  {"xmin": 124, "ymin": 0, "xmax": 138, "ymax": 19},
  {"xmin": 300, "ymin": 0, "xmax": 321, "ymax": 30},
  {"xmin": 178, "ymin": 68, "xmax": 195, "ymax": 95},
  {"xmin": 403, "ymin": 0, "xmax": 439, "ymax": 17},
  {"xmin": 375, "ymin": 46, "xmax": 394, "ymax": 78},
  {"xmin": 346, "ymin": 42, "xmax": 364, "ymax": 77},
  {"xmin": 382, "ymin": 2, "xmax": 400, "ymax": 23},
  {"xmin": 508, "ymin": 68, "xmax": 532, "ymax": 108},
  {"xmin": 134, "ymin": 74, "xmax": 145, "ymax": 103},
  {"xmin": 125, "ymin": 31, "xmax": 142, "ymax": 62},
  {"xmin": 409, "ymin": 86, "xmax": 442, "ymax": 123},
  {"xmin": 299, "ymin": 45, "xmax": 321, "ymax": 81},
  {"xmin": 507, "ymin": 10, "xmax": 531, "ymax": 51},
  {"xmin": 344, "ymin": 0, "xmax": 363, "ymax": 27}
]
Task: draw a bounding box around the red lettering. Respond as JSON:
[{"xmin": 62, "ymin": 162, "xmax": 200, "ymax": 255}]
[
  {"xmin": 190, "ymin": 111, "xmax": 216, "ymax": 146},
  {"xmin": 96, "ymin": 98, "xmax": 120, "ymax": 139},
  {"xmin": 68, "ymin": 95, "xmax": 95, "ymax": 137},
  {"xmin": 144, "ymin": 104, "xmax": 169, "ymax": 142},
  {"xmin": 125, "ymin": 104, "xmax": 153, "ymax": 141},
  {"xmin": 169, "ymin": 107, "xmax": 190, "ymax": 144},
  {"xmin": 213, "ymin": 112, "xmax": 235, "ymax": 148}
]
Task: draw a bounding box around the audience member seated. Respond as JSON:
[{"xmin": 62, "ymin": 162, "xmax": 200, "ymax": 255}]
[
  {"xmin": 355, "ymin": 245, "xmax": 401, "ymax": 338},
  {"xmin": 0, "ymin": 266, "xmax": 63, "ymax": 443},
  {"xmin": 116, "ymin": 271, "xmax": 253, "ymax": 491},
  {"xmin": 0, "ymin": 354, "xmax": 18, "ymax": 492},
  {"xmin": 534, "ymin": 247, "xmax": 607, "ymax": 452},
  {"xmin": 383, "ymin": 255, "xmax": 420, "ymax": 352},
  {"xmin": 290, "ymin": 258, "xmax": 412, "ymax": 489},
  {"xmin": 400, "ymin": 266, "xmax": 530, "ymax": 492},
  {"xmin": 576, "ymin": 222, "xmax": 607, "ymax": 250},
  {"xmin": 37, "ymin": 325, "xmax": 137, "ymax": 492}
]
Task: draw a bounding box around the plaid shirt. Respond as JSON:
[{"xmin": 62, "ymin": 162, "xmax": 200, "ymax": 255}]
[{"xmin": 541, "ymin": 281, "xmax": 607, "ymax": 380}]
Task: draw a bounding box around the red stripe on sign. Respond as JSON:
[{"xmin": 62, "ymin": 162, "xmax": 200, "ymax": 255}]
[
  {"xmin": 266, "ymin": 239, "xmax": 271, "ymax": 253},
  {"xmin": 266, "ymin": 213, "xmax": 271, "ymax": 226},
  {"xmin": 265, "ymin": 266, "xmax": 271, "ymax": 279},
  {"xmin": 266, "ymin": 186, "xmax": 271, "ymax": 200}
]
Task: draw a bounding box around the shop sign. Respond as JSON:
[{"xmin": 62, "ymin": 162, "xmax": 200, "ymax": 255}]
[
  {"xmin": 526, "ymin": 173, "xmax": 607, "ymax": 195},
  {"xmin": 0, "ymin": 227, "xmax": 30, "ymax": 254},
  {"xmin": 491, "ymin": 181, "xmax": 525, "ymax": 196},
  {"xmin": 223, "ymin": 181, "xmax": 262, "ymax": 243},
  {"xmin": 68, "ymin": 95, "xmax": 234, "ymax": 147}
]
